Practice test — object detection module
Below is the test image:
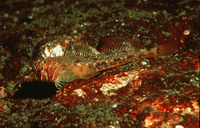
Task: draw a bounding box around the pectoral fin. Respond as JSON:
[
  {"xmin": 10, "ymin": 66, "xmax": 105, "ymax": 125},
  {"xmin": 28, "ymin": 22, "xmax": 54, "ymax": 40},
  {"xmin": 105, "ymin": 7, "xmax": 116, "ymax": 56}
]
[{"xmin": 55, "ymin": 77, "xmax": 68, "ymax": 89}]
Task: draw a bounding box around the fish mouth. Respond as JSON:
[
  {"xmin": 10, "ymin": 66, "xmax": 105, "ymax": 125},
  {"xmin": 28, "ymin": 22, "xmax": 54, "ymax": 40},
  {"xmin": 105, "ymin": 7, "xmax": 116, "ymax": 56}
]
[{"xmin": 23, "ymin": 67, "xmax": 33, "ymax": 82}]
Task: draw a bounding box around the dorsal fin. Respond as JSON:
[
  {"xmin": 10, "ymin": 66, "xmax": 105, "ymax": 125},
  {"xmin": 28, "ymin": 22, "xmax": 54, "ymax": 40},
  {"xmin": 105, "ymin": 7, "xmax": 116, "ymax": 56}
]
[
  {"xmin": 97, "ymin": 37, "xmax": 145, "ymax": 53},
  {"xmin": 62, "ymin": 40, "xmax": 100, "ymax": 57},
  {"xmin": 39, "ymin": 37, "xmax": 100, "ymax": 59}
]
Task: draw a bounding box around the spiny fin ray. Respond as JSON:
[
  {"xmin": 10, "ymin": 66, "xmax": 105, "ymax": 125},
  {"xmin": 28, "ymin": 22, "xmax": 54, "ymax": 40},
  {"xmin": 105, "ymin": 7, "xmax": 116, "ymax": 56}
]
[{"xmin": 97, "ymin": 37, "xmax": 145, "ymax": 53}]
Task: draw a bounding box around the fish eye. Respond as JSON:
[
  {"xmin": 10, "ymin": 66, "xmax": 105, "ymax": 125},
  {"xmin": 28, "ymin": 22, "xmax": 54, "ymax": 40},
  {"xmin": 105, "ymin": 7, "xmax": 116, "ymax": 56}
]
[
  {"xmin": 34, "ymin": 61, "xmax": 43, "ymax": 71},
  {"xmin": 35, "ymin": 64, "xmax": 42, "ymax": 70}
]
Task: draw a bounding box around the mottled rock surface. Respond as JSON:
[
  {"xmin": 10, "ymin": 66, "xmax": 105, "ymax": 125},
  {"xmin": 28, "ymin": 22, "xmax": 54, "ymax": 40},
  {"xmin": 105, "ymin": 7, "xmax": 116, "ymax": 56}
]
[{"xmin": 0, "ymin": 0, "xmax": 199, "ymax": 127}]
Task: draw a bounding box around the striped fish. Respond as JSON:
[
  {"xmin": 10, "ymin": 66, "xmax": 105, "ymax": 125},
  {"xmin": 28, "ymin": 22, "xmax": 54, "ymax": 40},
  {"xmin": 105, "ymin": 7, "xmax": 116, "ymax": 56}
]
[{"xmin": 23, "ymin": 38, "xmax": 176, "ymax": 89}]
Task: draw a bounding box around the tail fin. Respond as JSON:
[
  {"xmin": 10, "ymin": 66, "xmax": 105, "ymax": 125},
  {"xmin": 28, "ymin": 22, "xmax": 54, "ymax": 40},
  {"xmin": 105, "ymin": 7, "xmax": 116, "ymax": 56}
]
[{"xmin": 156, "ymin": 42, "xmax": 179, "ymax": 56}]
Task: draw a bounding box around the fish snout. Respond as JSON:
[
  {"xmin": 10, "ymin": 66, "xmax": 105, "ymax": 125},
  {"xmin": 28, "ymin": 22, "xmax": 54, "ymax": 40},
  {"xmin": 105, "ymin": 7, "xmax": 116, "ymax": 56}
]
[{"xmin": 23, "ymin": 67, "xmax": 34, "ymax": 82}]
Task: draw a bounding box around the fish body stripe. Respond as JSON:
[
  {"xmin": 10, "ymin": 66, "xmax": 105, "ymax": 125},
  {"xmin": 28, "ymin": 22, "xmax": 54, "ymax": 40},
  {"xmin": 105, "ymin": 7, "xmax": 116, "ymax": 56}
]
[{"xmin": 27, "ymin": 48, "xmax": 157, "ymax": 88}]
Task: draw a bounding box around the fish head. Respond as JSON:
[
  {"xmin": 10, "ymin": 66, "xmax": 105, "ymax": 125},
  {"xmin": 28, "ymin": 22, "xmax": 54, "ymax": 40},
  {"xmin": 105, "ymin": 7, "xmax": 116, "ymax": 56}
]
[
  {"xmin": 23, "ymin": 59, "xmax": 45, "ymax": 82},
  {"xmin": 23, "ymin": 58, "xmax": 64, "ymax": 84}
]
